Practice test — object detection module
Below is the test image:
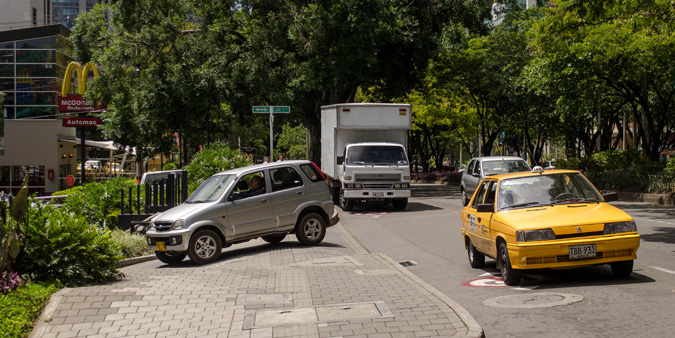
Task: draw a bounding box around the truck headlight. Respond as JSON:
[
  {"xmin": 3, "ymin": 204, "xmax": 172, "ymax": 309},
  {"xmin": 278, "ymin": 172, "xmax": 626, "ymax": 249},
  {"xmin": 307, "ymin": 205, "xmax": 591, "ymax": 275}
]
[
  {"xmin": 516, "ymin": 229, "xmax": 555, "ymax": 242},
  {"xmin": 344, "ymin": 176, "xmax": 352, "ymax": 181},
  {"xmin": 604, "ymin": 221, "xmax": 637, "ymax": 234},
  {"xmin": 403, "ymin": 176, "xmax": 410, "ymax": 180},
  {"xmin": 171, "ymin": 219, "xmax": 185, "ymax": 230}
]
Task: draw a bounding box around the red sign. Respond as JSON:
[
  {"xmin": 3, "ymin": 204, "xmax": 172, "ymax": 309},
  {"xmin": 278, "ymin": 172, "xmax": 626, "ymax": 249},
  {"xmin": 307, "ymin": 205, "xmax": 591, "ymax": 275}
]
[
  {"xmin": 66, "ymin": 175, "xmax": 75, "ymax": 186},
  {"xmin": 58, "ymin": 94, "xmax": 104, "ymax": 112},
  {"xmin": 63, "ymin": 117, "xmax": 102, "ymax": 127}
]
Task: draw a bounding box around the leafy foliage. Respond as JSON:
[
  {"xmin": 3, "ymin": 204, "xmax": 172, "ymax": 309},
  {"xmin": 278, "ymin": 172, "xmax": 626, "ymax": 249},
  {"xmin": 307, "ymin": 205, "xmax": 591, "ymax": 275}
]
[
  {"xmin": 185, "ymin": 142, "xmax": 252, "ymax": 193},
  {"xmin": 0, "ymin": 282, "xmax": 60, "ymax": 338},
  {"xmin": 19, "ymin": 201, "xmax": 123, "ymax": 287},
  {"xmin": 59, "ymin": 177, "xmax": 139, "ymax": 229},
  {"xmin": 0, "ymin": 272, "xmax": 26, "ymax": 294},
  {"xmin": 111, "ymin": 229, "xmax": 153, "ymax": 259},
  {"xmin": 1, "ymin": 177, "xmax": 30, "ymax": 275},
  {"xmin": 275, "ymin": 123, "xmax": 307, "ymax": 160}
]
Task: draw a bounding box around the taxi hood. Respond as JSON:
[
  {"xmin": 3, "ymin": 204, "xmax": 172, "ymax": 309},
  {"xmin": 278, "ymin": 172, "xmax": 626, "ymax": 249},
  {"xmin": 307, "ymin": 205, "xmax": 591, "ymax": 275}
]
[{"xmin": 493, "ymin": 203, "xmax": 633, "ymax": 230}]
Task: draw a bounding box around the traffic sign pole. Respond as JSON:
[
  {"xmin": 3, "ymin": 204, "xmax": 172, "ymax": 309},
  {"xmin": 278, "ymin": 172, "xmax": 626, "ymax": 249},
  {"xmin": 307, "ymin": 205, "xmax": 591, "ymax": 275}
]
[{"xmin": 252, "ymin": 106, "xmax": 290, "ymax": 161}]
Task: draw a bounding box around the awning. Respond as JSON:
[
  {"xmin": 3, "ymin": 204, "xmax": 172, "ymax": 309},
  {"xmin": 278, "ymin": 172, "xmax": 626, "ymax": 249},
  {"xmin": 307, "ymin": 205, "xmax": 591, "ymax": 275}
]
[{"xmin": 58, "ymin": 138, "xmax": 136, "ymax": 155}]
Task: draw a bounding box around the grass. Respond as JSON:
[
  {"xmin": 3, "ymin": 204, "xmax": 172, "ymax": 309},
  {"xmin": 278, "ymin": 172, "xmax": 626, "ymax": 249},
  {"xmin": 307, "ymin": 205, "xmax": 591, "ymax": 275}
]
[{"xmin": 0, "ymin": 282, "xmax": 61, "ymax": 338}]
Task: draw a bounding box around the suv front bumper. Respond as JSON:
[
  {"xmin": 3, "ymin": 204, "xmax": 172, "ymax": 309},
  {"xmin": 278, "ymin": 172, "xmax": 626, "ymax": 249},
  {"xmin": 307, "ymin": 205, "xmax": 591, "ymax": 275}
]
[{"xmin": 146, "ymin": 229, "xmax": 192, "ymax": 252}]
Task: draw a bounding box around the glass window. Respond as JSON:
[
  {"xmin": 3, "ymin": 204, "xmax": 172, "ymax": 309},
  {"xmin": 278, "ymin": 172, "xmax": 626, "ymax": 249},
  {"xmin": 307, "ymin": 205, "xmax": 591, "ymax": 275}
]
[
  {"xmin": 15, "ymin": 106, "xmax": 57, "ymax": 119},
  {"xmin": 16, "ymin": 64, "xmax": 58, "ymax": 78},
  {"xmin": 471, "ymin": 180, "xmax": 490, "ymax": 209},
  {"xmin": 498, "ymin": 173, "xmax": 603, "ymax": 210},
  {"xmin": 3, "ymin": 106, "xmax": 16, "ymax": 119},
  {"xmin": 300, "ymin": 163, "xmax": 324, "ymax": 182},
  {"xmin": 346, "ymin": 145, "xmax": 408, "ymax": 165},
  {"xmin": 483, "ymin": 159, "xmax": 530, "ymax": 176},
  {"xmin": 15, "ymin": 78, "xmax": 61, "ymax": 92},
  {"xmin": 16, "ymin": 50, "xmax": 54, "ymax": 63},
  {"xmin": 231, "ymin": 172, "xmax": 267, "ymax": 199},
  {"xmin": 270, "ymin": 167, "xmax": 304, "ymax": 192},
  {"xmin": 473, "ymin": 161, "xmax": 482, "ymax": 176},
  {"xmin": 14, "ymin": 92, "xmax": 56, "ymax": 105},
  {"xmin": 0, "ymin": 65, "xmax": 14, "ymax": 77},
  {"xmin": 466, "ymin": 160, "xmax": 475, "ymax": 174},
  {"xmin": 55, "ymin": 51, "xmax": 74, "ymax": 67},
  {"xmin": 16, "ymin": 37, "xmax": 56, "ymax": 49},
  {"xmin": 56, "ymin": 39, "xmax": 75, "ymax": 58},
  {"xmin": 0, "ymin": 50, "xmax": 14, "ymax": 63},
  {"xmin": 0, "ymin": 42, "xmax": 13, "ymax": 50},
  {"xmin": 187, "ymin": 174, "xmax": 235, "ymax": 202},
  {"xmin": 0, "ymin": 79, "xmax": 14, "ymax": 91}
]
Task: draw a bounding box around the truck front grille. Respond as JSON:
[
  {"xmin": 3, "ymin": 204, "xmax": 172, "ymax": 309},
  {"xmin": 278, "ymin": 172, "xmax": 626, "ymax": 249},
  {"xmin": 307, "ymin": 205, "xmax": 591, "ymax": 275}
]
[
  {"xmin": 354, "ymin": 173, "xmax": 401, "ymax": 182},
  {"xmin": 363, "ymin": 184, "xmax": 394, "ymax": 189}
]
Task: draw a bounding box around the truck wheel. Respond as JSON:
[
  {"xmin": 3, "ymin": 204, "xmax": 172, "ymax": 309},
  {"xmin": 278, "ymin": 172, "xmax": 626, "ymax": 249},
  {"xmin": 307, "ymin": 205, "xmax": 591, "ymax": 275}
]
[
  {"xmin": 155, "ymin": 252, "xmax": 187, "ymax": 265},
  {"xmin": 392, "ymin": 198, "xmax": 408, "ymax": 210},
  {"xmin": 339, "ymin": 188, "xmax": 355, "ymax": 211},
  {"xmin": 188, "ymin": 230, "xmax": 222, "ymax": 265},
  {"xmin": 295, "ymin": 213, "xmax": 326, "ymax": 246}
]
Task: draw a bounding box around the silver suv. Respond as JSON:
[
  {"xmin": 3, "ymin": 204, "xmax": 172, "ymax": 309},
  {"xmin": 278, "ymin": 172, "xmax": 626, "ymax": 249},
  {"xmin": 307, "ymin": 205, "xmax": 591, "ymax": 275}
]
[
  {"xmin": 459, "ymin": 156, "xmax": 530, "ymax": 206},
  {"xmin": 145, "ymin": 160, "xmax": 338, "ymax": 265}
]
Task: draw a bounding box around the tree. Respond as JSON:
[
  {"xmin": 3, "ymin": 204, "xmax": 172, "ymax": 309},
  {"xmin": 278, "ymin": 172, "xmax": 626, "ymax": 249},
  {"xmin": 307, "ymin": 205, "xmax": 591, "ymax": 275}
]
[{"xmin": 276, "ymin": 123, "xmax": 307, "ymax": 160}]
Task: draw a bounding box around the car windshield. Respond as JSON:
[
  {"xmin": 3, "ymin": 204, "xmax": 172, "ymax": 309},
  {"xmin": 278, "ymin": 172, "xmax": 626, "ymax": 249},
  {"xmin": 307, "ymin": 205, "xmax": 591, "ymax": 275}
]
[
  {"xmin": 187, "ymin": 174, "xmax": 235, "ymax": 203},
  {"xmin": 482, "ymin": 160, "xmax": 530, "ymax": 176},
  {"xmin": 347, "ymin": 145, "xmax": 408, "ymax": 165},
  {"xmin": 498, "ymin": 173, "xmax": 603, "ymax": 210}
]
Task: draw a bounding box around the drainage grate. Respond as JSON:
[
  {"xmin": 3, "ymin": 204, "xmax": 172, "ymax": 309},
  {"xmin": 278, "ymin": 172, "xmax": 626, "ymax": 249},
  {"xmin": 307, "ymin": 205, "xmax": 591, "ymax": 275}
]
[{"xmin": 398, "ymin": 260, "xmax": 418, "ymax": 267}]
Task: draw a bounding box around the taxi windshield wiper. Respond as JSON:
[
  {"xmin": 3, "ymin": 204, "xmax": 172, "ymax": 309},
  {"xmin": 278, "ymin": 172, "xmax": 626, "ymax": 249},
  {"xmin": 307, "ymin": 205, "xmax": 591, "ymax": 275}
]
[
  {"xmin": 503, "ymin": 202, "xmax": 540, "ymax": 209},
  {"xmin": 551, "ymin": 198, "xmax": 594, "ymax": 205}
]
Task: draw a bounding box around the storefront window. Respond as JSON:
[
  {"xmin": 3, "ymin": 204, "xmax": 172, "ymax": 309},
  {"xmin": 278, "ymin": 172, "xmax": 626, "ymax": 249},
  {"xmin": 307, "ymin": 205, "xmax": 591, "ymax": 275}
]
[
  {"xmin": 0, "ymin": 50, "xmax": 14, "ymax": 63},
  {"xmin": 0, "ymin": 65, "xmax": 14, "ymax": 77},
  {"xmin": 0, "ymin": 42, "xmax": 13, "ymax": 50},
  {"xmin": 16, "ymin": 64, "xmax": 57, "ymax": 78},
  {"xmin": 15, "ymin": 106, "xmax": 57, "ymax": 119},
  {"xmin": 15, "ymin": 37, "xmax": 56, "ymax": 50},
  {"xmin": 16, "ymin": 50, "xmax": 54, "ymax": 63},
  {"xmin": 0, "ymin": 79, "xmax": 14, "ymax": 91},
  {"xmin": 56, "ymin": 39, "xmax": 75, "ymax": 58},
  {"xmin": 14, "ymin": 92, "xmax": 56, "ymax": 105}
]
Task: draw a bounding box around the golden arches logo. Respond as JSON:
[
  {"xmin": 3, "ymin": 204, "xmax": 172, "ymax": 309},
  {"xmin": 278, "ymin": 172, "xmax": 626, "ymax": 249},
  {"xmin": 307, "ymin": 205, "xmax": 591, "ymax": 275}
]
[{"xmin": 61, "ymin": 61, "xmax": 100, "ymax": 97}]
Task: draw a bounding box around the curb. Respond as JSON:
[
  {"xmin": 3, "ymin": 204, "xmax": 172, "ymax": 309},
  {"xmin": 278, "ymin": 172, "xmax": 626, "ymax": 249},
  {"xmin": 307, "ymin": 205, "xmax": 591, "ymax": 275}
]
[
  {"xmin": 118, "ymin": 254, "xmax": 156, "ymax": 267},
  {"xmin": 376, "ymin": 254, "xmax": 485, "ymax": 338},
  {"xmin": 29, "ymin": 288, "xmax": 71, "ymax": 338}
]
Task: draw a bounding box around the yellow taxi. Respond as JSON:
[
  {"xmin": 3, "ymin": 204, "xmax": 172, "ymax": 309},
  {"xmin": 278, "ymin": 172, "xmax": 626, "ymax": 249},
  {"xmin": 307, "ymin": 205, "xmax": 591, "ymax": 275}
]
[{"xmin": 461, "ymin": 167, "xmax": 640, "ymax": 285}]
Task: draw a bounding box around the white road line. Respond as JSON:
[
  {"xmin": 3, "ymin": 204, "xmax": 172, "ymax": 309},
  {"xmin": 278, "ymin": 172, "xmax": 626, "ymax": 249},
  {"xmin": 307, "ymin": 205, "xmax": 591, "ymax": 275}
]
[{"xmin": 650, "ymin": 266, "xmax": 675, "ymax": 275}]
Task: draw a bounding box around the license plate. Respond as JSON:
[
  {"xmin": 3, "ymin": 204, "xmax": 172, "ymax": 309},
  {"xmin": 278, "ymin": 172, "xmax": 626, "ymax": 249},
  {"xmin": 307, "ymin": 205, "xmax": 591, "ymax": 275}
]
[
  {"xmin": 373, "ymin": 192, "xmax": 384, "ymax": 197},
  {"xmin": 569, "ymin": 244, "xmax": 596, "ymax": 259},
  {"xmin": 156, "ymin": 242, "xmax": 165, "ymax": 251}
]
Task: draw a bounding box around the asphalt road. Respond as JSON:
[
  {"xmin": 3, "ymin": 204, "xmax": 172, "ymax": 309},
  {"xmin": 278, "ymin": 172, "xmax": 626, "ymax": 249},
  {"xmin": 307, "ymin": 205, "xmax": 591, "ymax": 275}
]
[{"xmin": 338, "ymin": 184, "xmax": 675, "ymax": 338}]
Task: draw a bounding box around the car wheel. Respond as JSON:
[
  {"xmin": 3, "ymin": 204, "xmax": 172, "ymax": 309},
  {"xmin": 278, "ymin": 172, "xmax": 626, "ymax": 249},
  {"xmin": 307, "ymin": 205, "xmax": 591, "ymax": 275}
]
[
  {"xmin": 188, "ymin": 230, "xmax": 222, "ymax": 265},
  {"xmin": 262, "ymin": 234, "xmax": 286, "ymax": 244},
  {"xmin": 295, "ymin": 213, "xmax": 326, "ymax": 246},
  {"xmin": 611, "ymin": 260, "xmax": 634, "ymax": 278},
  {"xmin": 392, "ymin": 198, "xmax": 408, "ymax": 210},
  {"xmin": 461, "ymin": 189, "xmax": 469, "ymax": 206},
  {"xmin": 155, "ymin": 251, "xmax": 187, "ymax": 265},
  {"xmin": 467, "ymin": 239, "xmax": 485, "ymax": 268},
  {"xmin": 499, "ymin": 242, "xmax": 521, "ymax": 286},
  {"xmin": 339, "ymin": 188, "xmax": 355, "ymax": 211}
]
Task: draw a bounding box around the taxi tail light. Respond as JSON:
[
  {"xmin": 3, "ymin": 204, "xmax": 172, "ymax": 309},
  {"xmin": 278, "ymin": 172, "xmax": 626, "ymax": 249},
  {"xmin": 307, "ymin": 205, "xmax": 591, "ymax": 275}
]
[
  {"xmin": 516, "ymin": 229, "xmax": 555, "ymax": 242},
  {"xmin": 604, "ymin": 221, "xmax": 637, "ymax": 235}
]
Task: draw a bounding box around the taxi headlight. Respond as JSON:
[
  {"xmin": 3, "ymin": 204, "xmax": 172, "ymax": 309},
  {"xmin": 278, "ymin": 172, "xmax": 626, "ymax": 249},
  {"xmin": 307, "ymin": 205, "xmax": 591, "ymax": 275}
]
[
  {"xmin": 171, "ymin": 219, "xmax": 185, "ymax": 230},
  {"xmin": 604, "ymin": 221, "xmax": 637, "ymax": 234},
  {"xmin": 516, "ymin": 229, "xmax": 555, "ymax": 242}
]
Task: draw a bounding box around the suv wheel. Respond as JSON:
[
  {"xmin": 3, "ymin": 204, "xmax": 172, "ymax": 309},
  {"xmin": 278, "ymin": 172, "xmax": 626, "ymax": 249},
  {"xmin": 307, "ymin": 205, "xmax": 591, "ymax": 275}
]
[
  {"xmin": 155, "ymin": 251, "xmax": 187, "ymax": 265},
  {"xmin": 188, "ymin": 230, "xmax": 222, "ymax": 264},
  {"xmin": 295, "ymin": 213, "xmax": 326, "ymax": 246}
]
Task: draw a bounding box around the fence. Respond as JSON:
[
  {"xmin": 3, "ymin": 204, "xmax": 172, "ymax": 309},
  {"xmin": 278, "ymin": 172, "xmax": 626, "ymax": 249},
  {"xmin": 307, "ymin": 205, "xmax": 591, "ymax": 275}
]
[{"xmin": 586, "ymin": 171, "xmax": 675, "ymax": 194}]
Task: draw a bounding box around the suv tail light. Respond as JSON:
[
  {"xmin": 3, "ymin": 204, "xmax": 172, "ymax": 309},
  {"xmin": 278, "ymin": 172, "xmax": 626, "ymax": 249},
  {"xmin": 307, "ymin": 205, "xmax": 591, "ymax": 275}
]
[{"xmin": 311, "ymin": 162, "xmax": 327, "ymax": 181}]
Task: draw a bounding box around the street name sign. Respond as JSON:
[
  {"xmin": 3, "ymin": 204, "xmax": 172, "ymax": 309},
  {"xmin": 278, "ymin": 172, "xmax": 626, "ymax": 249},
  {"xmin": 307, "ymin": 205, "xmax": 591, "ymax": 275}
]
[{"xmin": 252, "ymin": 106, "xmax": 290, "ymax": 113}]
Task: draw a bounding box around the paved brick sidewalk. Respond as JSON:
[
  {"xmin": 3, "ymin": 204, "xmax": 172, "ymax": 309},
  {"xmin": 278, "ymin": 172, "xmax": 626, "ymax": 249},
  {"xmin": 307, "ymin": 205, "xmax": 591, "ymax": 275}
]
[{"xmin": 31, "ymin": 223, "xmax": 483, "ymax": 338}]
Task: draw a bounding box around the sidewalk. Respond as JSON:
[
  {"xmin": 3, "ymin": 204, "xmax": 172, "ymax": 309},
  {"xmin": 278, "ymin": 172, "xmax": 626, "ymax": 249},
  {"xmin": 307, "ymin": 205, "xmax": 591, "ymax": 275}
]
[{"xmin": 31, "ymin": 223, "xmax": 483, "ymax": 338}]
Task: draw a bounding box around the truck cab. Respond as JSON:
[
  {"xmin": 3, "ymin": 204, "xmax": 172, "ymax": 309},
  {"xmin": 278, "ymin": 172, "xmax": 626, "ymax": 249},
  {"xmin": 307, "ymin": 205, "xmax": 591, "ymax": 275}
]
[{"xmin": 337, "ymin": 142, "xmax": 411, "ymax": 210}]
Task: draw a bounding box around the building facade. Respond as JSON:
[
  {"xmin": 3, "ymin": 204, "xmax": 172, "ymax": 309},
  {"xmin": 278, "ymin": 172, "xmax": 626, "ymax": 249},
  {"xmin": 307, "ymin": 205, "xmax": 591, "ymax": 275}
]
[{"xmin": 0, "ymin": 0, "xmax": 106, "ymax": 31}]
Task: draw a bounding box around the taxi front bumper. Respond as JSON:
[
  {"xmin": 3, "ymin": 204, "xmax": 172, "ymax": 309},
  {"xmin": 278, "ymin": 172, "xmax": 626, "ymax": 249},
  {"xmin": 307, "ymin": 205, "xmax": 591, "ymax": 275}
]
[{"xmin": 507, "ymin": 233, "xmax": 640, "ymax": 270}]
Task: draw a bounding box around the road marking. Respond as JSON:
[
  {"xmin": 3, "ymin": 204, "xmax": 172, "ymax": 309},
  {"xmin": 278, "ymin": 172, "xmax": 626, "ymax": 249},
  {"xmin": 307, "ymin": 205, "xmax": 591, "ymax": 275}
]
[{"xmin": 650, "ymin": 266, "xmax": 675, "ymax": 275}]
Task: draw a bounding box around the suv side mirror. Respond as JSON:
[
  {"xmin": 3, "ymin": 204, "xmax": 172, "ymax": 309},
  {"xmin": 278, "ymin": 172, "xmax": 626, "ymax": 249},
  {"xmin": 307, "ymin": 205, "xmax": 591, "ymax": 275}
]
[
  {"xmin": 337, "ymin": 156, "xmax": 344, "ymax": 165},
  {"xmin": 476, "ymin": 204, "xmax": 494, "ymax": 213}
]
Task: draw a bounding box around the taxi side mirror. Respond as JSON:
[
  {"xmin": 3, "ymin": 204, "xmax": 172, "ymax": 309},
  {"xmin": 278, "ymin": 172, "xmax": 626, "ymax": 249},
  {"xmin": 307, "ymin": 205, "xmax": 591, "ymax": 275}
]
[
  {"xmin": 476, "ymin": 203, "xmax": 494, "ymax": 213},
  {"xmin": 602, "ymin": 192, "xmax": 618, "ymax": 202}
]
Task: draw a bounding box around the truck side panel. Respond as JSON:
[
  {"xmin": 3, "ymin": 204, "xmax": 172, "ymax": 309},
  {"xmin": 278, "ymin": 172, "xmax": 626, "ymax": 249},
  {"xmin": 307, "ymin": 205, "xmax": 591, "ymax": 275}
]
[{"xmin": 320, "ymin": 107, "xmax": 338, "ymax": 178}]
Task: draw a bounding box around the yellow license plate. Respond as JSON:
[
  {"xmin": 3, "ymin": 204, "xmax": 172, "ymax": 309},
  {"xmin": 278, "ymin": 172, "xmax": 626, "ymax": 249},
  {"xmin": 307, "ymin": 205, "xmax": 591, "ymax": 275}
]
[{"xmin": 156, "ymin": 242, "xmax": 165, "ymax": 251}]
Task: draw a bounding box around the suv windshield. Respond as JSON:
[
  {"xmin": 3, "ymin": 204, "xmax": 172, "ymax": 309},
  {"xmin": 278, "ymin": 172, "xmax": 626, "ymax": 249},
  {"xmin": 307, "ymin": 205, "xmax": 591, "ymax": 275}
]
[
  {"xmin": 347, "ymin": 145, "xmax": 407, "ymax": 165},
  {"xmin": 187, "ymin": 174, "xmax": 235, "ymax": 203},
  {"xmin": 498, "ymin": 173, "xmax": 603, "ymax": 210},
  {"xmin": 483, "ymin": 160, "xmax": 530, "ymax": 176}
]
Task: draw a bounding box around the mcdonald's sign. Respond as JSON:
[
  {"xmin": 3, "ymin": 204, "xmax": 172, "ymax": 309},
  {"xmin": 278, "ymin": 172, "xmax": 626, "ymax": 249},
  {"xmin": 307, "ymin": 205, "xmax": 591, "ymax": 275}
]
[{"xmin": 58, "ymin": 62, "xmax": 105, "ymax": 112}]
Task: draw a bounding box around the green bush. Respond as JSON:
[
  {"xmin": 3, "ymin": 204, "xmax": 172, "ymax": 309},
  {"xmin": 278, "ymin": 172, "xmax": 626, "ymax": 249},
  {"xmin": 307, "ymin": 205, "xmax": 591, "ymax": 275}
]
[
  {"xmin": 186, "ymin": 142, "xmax": 252, "ymax": 194},
  {"xmin": 58, "ymin": 177, "xmax": 139, "ymax": 228},
  {"xmin": 665, "ymin": 158, "xmax": 675, "ymax": 177},
  {"xmin": 19, "ymin": 201, "xmax": 123, "ymax": 287},
  {"xmin": 111, "ymin": 229, "xmax": 152, "ymax": 259},
  {"xmin": 0, "ymin": 282, "xmax": 60, "ymax": 338}
]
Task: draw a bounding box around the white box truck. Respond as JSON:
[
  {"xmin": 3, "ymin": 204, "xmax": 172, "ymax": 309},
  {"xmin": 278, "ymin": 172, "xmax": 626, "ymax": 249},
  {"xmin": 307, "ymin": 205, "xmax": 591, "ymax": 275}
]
[{"xmin": 321, "ymin": 103, "xmax": 412, "ymax": 211}]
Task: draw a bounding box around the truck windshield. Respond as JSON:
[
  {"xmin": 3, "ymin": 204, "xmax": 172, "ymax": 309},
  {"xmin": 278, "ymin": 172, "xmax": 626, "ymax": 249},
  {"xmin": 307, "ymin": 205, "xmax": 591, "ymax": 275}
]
[
  {"xmin": 347, "ymin": 146, "xmax": 408, "ymax": 165},
  {"xmin": 187, "ymin": 174, "xmax": 235, "ymax": 203}
]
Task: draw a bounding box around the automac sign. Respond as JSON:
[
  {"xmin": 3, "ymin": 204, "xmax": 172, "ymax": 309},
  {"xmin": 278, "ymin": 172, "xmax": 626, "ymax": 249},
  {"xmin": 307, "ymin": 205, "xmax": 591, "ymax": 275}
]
[{"xmin": 58, "ymin": 62, "xmax": 104, "ymax": 112}]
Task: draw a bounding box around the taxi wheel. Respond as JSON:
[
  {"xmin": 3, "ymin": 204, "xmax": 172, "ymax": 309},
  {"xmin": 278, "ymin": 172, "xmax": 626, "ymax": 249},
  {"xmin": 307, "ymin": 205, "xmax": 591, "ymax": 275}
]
[
  {"xmin": 610, "ymin": 260, "xmax": 634, "ymax": 278},
  {"xmin": 262, "ymin": 234, "xmax": 286, "ymax": 244},
  {"xmin": 499, "ymin": 242, "xmax": 521, "ymax": 286},
  {"xmin": 155, "ymin": 252, "xmax": 187, "ymax": 265},
  {"xmin": 339, "ymin": 188, "xmax": 355, "ymax": 211},
  {"xmin": 188, "ymin": 230, "xmax": 222, "ymax": 265},
  {"xmin": 467, "ymin": 240, "xmax": 485, "ymax": 268}
]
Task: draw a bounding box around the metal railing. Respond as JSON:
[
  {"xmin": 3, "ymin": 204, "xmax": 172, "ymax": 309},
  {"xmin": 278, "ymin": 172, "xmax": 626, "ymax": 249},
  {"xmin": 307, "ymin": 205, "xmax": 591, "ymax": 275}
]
[{"xmin": 586, "ymin": 171, "xmax": 675, "ymax": 194}]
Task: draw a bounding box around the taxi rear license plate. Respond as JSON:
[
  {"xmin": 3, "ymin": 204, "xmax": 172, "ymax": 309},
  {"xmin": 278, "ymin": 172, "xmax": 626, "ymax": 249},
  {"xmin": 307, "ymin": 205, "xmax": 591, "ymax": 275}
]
[
  {"xmin": 156, "ymin": 242, "xmax": 165, "ymax": 251},
  {"xmin": 569, "ymin": 244, "xmax": 596, "ymax": 259}
]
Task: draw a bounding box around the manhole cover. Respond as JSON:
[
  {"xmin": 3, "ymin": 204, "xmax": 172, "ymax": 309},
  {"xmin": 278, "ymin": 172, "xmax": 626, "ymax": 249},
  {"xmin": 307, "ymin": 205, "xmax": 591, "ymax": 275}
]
[
  {"xmin": 291, "ymin": 256, "xmax": 362, "ymax": 267},
  {"xmin": 483, "ymin": 292, "xmax": 583, "ymax": 309},
  {"xmin": 399, "ymin": 260, "xmax": 417, "ymax": 267},
  {"xmin": 244, "ymin": 301, "xmax": 393, "ymax": 329}
]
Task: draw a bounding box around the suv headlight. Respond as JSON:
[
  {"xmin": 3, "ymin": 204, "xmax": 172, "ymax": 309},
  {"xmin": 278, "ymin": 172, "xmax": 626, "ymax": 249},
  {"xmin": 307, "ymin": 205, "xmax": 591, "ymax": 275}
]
[
  {"xmin": 516, "ymin": 229, "xmax": 555, "ymax": 242},
  {"xmin": 148, "ymin": 220, "xmax": 156, "ymax": 231},
  {"xmin": 171, "ymin": 219, "xmax": 185, "ymax": 230},
  {"xmin": 604, "ymin": 221, "xmax": 637, "ymax": 234}
]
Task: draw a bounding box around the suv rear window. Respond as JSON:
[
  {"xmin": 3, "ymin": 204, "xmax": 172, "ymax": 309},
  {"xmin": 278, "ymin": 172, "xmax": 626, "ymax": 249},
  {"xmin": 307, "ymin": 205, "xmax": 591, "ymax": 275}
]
[{"xmin": 300, "ymin": 163, "xmax": 324, "ymax": 182}]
